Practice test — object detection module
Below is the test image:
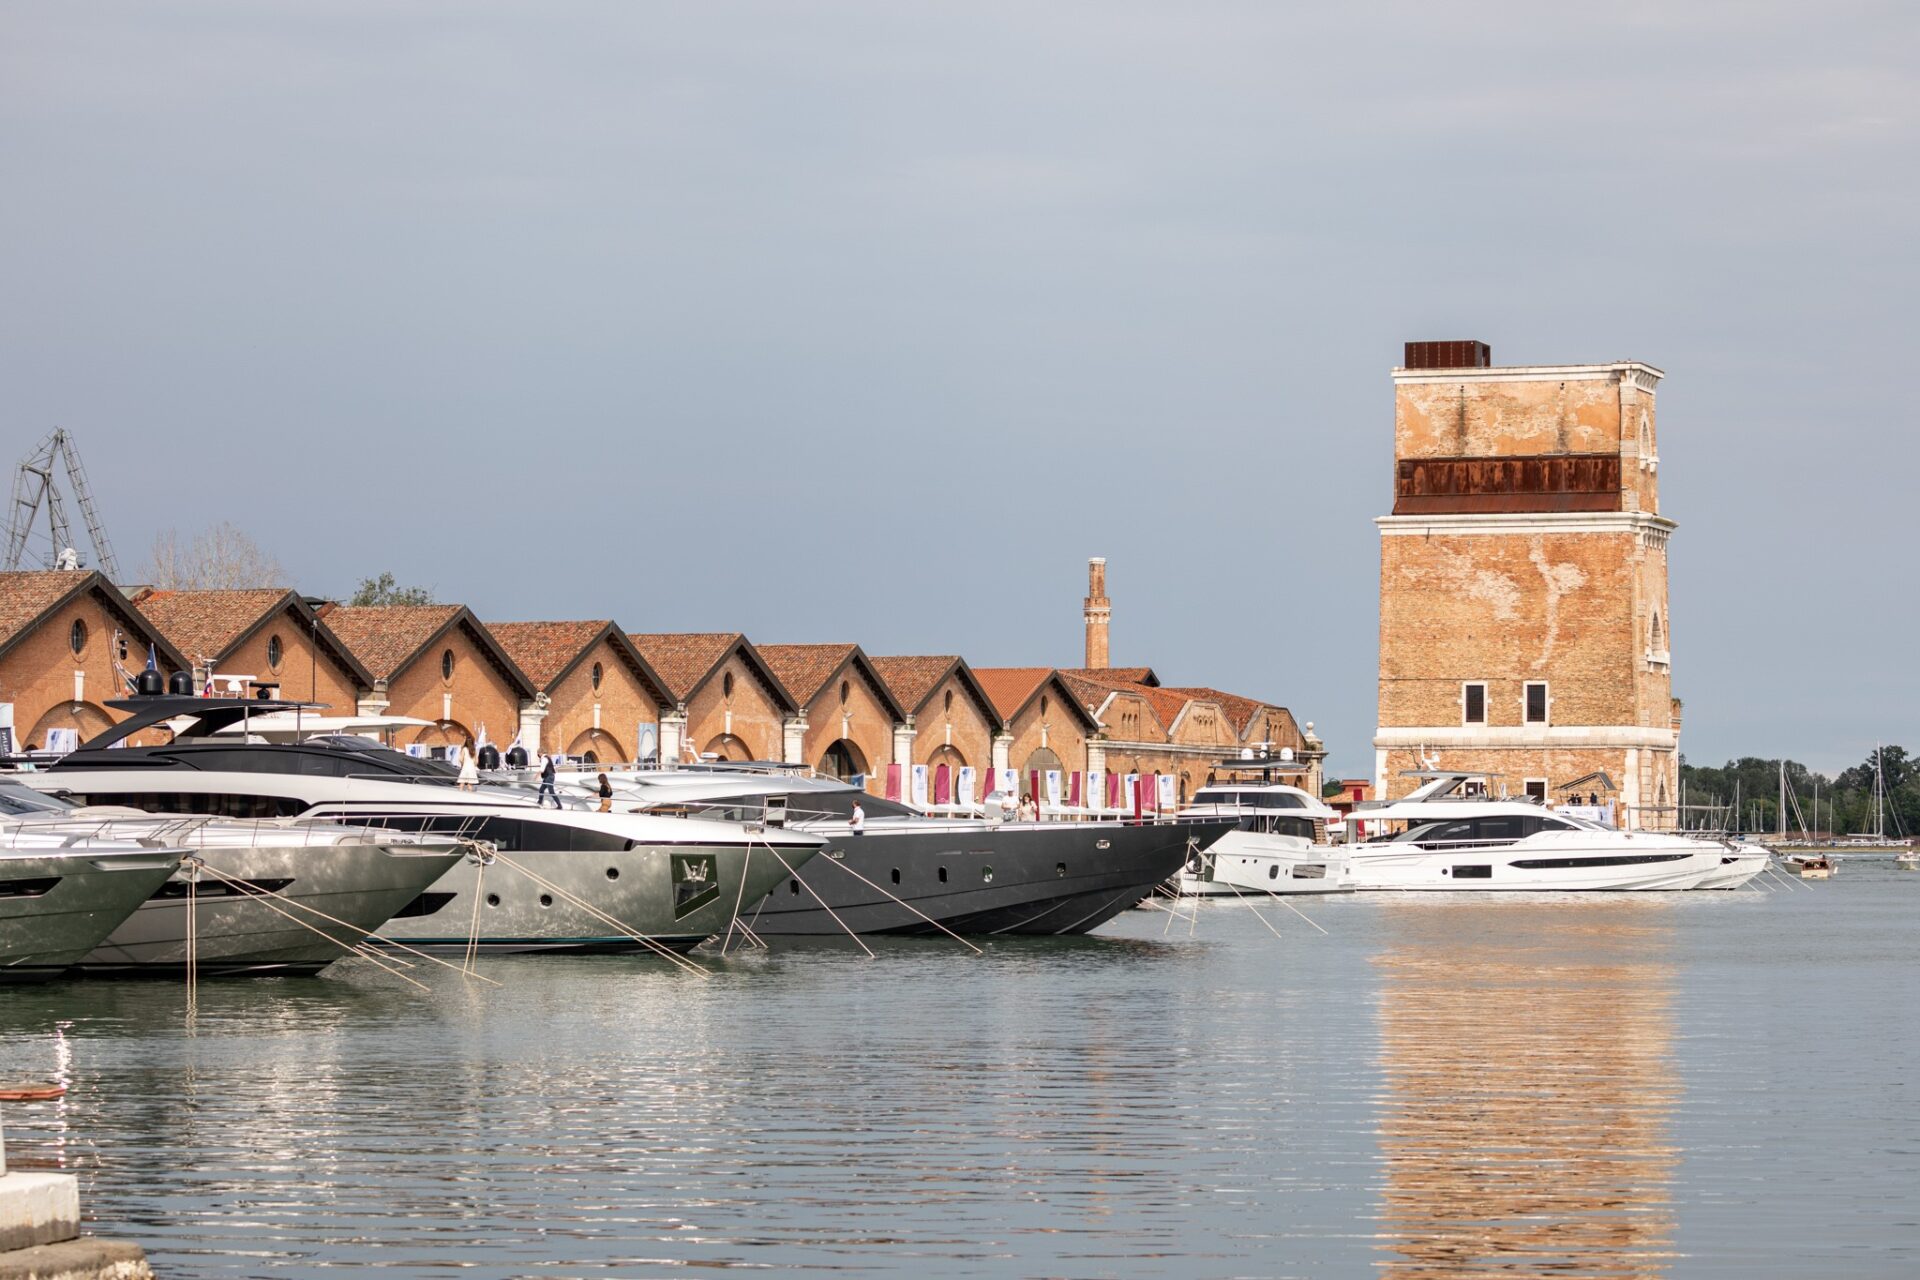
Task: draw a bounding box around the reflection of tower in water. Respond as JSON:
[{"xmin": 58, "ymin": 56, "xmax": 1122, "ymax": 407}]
[{"xmin": 1374, "ymin": 904, "xmax": 1680, "ymax": 1279}]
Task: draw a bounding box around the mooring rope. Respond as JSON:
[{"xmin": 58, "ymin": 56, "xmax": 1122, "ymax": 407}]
[
  {"xmin": 189, "ymin": 863, "xmax": 428, "ymax": 991},
  {"xmin": 1219, "ymin": 879, "xmax": 1285, "ymax": 939},
  {"xmin": 808, "ymin": 853, "xmax": 984, "ymax": 955},
  {"xmin": 191, "ymin": 860, "xmax": 502, "ymax": 989},
  {"xmin": 759, "ymin": 842, "xmax": 874, "ymax": 959},
  {"xmin": 488, "ymin": 851, "xmax": 711, "ymax": 977}
]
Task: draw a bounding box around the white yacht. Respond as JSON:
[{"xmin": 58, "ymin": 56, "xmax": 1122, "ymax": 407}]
[
  {"xmin": 1, "ymin": 784, "xmax": 186, "ymax": 981},
  {"xmin": 1174, "ymin": 781, "xmax": 1351, "ymax": 896},
  {"xmin": 1346, "ymin": 773, "xmax": 1757, "ymax": 892},
  {"xmin": 33, "ymin": 696, "xmax": 823, "ymax": 955}
]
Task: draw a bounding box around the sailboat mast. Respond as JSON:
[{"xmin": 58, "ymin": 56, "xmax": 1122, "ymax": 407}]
[{"xmin": 1778, "ymin": 760, "xmax": 1787, "ymax": 839}]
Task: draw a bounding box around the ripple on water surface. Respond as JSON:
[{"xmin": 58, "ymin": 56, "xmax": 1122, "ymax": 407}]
[{"xmin": 3, "ymin": 874, "xmax": 1917, "ymax": 1278}]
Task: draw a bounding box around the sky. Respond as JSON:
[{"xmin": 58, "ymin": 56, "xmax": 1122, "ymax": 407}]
[{"xmin": 3, "ymin": 1, "xmax": 1916, "ymax": 778}]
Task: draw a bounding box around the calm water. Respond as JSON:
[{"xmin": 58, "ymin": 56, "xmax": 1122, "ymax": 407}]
[{"xmin": 4, "ymin": 866, "xmax": 1918, "ymax": 1278}]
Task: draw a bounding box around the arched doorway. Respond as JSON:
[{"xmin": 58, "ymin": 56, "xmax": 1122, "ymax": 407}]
[
  {"xmin": 926, "ymin": 744, "xmax": 966, "ymax": 805},
  {"xmin": 567, "ymin": 728, "xmax": 627, "ymax": 765},
  {"xmin": 26, "ymin": 700, "xmax": 115, "ymax": 752},
  {"xmin": 1021, "ymin": 746, "xmax": 1064, "ymax": 798},
  {"xmin": 817, "ymin": 738, "xmax": 868, "ymax": 781},
  {"xmin": 702, "ymin": 733, "xmax": 755, "ymax": 762},
  {"xmin": 408, "ymin": 720, "xmax": 474, "ymax": 760}
]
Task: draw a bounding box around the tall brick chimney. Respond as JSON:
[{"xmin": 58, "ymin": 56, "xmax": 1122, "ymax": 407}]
[{"xmin": 1083, "ymin": 557, "xmax": 1110, "ymax": 669}]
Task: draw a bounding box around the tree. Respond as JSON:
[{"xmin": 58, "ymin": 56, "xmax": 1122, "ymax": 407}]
[
  {"xmin": 349, "ymin": 571, "xmax": 435, "ymax": 607},
  {"xmin": 143, "ymin": 523, "xmax": 284, "ymax": 591}
]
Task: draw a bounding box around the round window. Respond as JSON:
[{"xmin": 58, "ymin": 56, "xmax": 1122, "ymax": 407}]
[
  {"xmin": 840, "ymin": 679, "xmax": 850, "ymax": 705},
  {"xmin": 68, "ymin": 618, "xmax": 87, "ymax": 655},
  {"xmin": 723, "ymin": 672, "xmax": 735, "ymax": 698},
  {"xmin": 441, "ymin": 649, "xmax": 455, "ymax": 681},
  {"xmin": 267, "ymin": 635, "xmax": 283, "ymax": 670},
  {"xmin": 591, "ymin": 661, "xmax": 603, "ymax": 690},
  {"xmin": 944, "ymin": 690, "xmax": 954, "ymax": 713}
]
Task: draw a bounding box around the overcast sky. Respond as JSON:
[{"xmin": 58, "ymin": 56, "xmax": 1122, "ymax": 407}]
[{"xmin": 4, "ymin": 2, "xmax": 1915, "ymax": 777}]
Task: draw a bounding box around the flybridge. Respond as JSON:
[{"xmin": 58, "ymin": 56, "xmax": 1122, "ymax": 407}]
[{"xmin": 87, "ymin": 697, "xmax": 327, "ymax": 751}]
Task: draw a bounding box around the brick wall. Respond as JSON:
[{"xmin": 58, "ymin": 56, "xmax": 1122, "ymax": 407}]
[
  {"xmin": 381, "ymin": 627, "xmax": 524, "ymax": 750},
  {"xmin": 0, "ymin": 590, "xmax": 179, "ymax": 748},
  {"xmin": 544, "ymin": 636, "xmax": 663, "ymax": 762},
  {"xmin": 907, "ymin": 672, "xmax": 995, "ymax": 772},
  {"xmin": 683, "ymin": 652, "xmax": 788, "ymax": 761}
]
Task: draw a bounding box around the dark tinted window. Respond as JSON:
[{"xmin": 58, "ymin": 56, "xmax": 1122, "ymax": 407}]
[
  {"xmin": 75, "ymin": 791, "xmax": 306, "ymax": 820},
  {"xmin": 1464, "ymin": 684, "xmax": 1486, "ymax": 724},
  {"xmin": 1525, "ymin": 683, "xmax": 1549, "ymax": 724}
]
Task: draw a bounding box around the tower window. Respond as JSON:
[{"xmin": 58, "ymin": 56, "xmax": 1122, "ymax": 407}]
[
  {"xmin": 1524, "ymin": 778, "xmax": 1549, "ymax": 803},
  {"xmin": 1524, "ymin": 682, "xmax": 1549, "ymax": 725},
  {"xmin": 1463, "ymin": 683, "xmax": 1486, "ymax": 725}
]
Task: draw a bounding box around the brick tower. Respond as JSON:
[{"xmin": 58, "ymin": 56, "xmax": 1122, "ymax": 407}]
[
  {"xmin": 1373, "ymin": 341, "xmax": 1679, "ymax": 828},
  {"xmin": 1083, "ymin": 557, "xmax": 1110, "ymax": 670}
]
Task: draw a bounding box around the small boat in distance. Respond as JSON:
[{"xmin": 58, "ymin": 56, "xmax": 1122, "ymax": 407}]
[
  {"xmin": 1172, "ymin": 761, "xmax": 1351, "ymax": 896},
  {"xmin": 1781, "ymin": 852, "xmax": 1834, "ymax": 880}
]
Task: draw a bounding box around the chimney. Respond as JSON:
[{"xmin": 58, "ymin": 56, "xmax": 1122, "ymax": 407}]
[{"xmin": 1083, "ymin": 557, "xmax": 1110, "ymax": 670}]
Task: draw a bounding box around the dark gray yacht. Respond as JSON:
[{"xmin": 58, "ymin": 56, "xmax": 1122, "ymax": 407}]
[{"xmin": 592, "ymin": 767, "xmax": 1234, "ymax": 936}]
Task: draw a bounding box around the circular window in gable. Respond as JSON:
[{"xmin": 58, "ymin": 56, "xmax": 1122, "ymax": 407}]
[
  {"xmin": 441, "ymin": 649, "xmax": 455, "ymax": 681},
  {"xmin": 840, "ymin": 679, "xmax": 850, "ymax": 706},
  {"xmin": 267, "ymin": 635, "xmax": 284, "ymax": 670},
  {"xmin": 592, "ymin": 661, "xmax": 604, "ymax": 691},
  {"xmin": 69, "ymin": 618, "xmax": 88, "ymax": 655},
  {"xmin": 723, "ymin": 672, "xmax": 735, "ymax": 699}
]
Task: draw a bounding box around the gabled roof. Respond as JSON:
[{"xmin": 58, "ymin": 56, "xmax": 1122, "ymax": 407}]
[
  {"xmin": 0, "ymin": 570, "xmax": 188, "ymax": 671},
  {"xmin": 970, "ymin": 667, "xmax": 1100, "ymax": 734},
  {"xmin": 135, "ymin": 587, "xmax": 373, "ymax": 688},
  {"xmin": 1162, "ymin": 686, "xmax": 1290, "ymax": 738},
  {"xmin": 757, "ymin": 643, "xmax": 905, "ymax": 721},
  {"xmin": 868, "ymin": 654, "xmax": 1000, "ymax": 726},
  {"xmin": 321, "ymin": 604, "xmax": 536, "ymax": 696},
  {"xmin": 487, "ymin": 620, "xmax": 672, "ymax": 707},
  {"xmin": 626, "ymin": 632, "xmax": 799, "ymax": 712}
]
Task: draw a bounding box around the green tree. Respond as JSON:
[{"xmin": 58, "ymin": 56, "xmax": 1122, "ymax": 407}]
[{"xmin": 349, "ymin": 572, "xmax": 434, "ymax": 607}]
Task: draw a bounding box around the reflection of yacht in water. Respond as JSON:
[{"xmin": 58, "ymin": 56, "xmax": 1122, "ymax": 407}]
[
  {"xmin": 1174, "ymin": 778, "xmax": 1351, "ymax": 896},
  {"xmin": 1350, "ymin": 773, "xmax": 1761, "ymax": 891},
  {"xmin": 1375, "ymin": 900, "xmax": 1679, "ymax": 1277},
  {"xmin": 567, "ymin": 766, "xmax": 1228, "ymax": 936}
]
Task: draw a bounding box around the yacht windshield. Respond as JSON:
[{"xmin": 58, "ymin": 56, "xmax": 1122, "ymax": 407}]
[{"xmin": 0, "ymin": 781, "xmax": 77, "ymax": 815}]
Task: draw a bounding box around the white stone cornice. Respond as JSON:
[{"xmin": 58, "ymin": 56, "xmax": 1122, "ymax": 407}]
[
  {"xmin": 1377, "ymin": 511, "xmax": 1677, "ymax": 538},
  {"xmin": 1373, "ymin": 725, "xmax": 1679, "ymax": 750},
  {"xmin": 1391, "ymin": 361, "xmax": 1664, "ymax": 388}
]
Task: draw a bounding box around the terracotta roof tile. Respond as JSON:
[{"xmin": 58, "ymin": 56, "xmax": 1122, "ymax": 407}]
[
  {"xmin": 0, "ymin": 571, "xmax": 91, "ymax": 650},
  {"xmin": 321, "ymin": 604, "xmax": 462, "ymax": 680},
  {"xmin": 1163, "ymin": 686, "xmax": 1281, "ymax": 736},
  {"xmin": 1063, "ymin": 666, "xmax": 1159, "ymax": 687},
  {"xmin": 1058, "ymin": 671, "xmax": 1118, "ymax": 718},
  {"xmin": 626, "ymin": 632, "xmax": 741, "ymax": 701},
  {"xmin": 486, "ymin": 620, "xmax": 611, "ymax": 689},
  {"xmin": 756, "ymin": 643, "xmax": 858, "ymax": 705},
  {"xmin": 970, "ymin": 667, "xmax": 1053, "ymax": 722},
  {"xmin": 868, "ymin": 655, "xmax": 959, "ymax": 712},
  {"xmin": 136, "ymin": 588, "xmax": 292, "ymax": 661}
]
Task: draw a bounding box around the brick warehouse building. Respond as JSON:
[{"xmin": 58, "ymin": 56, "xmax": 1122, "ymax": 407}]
[
  {"xmin": 488, "ymin": 620, "xmax": 672, "ymax": 763},
  {"xmin": 135, "ymin": 587, "xmax": 370, "ymax": 710},
  {"xmin": 1373, "ymin": 340, "xmax": 1680, "ymax": 826},
  {"xmin": 0, "ymin": 570, "xmax": 185, "ymax": 751}
]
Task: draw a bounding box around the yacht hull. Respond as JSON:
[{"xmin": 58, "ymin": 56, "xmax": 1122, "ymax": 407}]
[
  {"xmin": 1692, "ymin": 849, "xmax": 1770, "ymax": 889},
  {"xmin": 77, "ymin": 841, "xmax": 464, "ymax": 977},
  {"xmin": 373, "ymin": 841, "xmax": 811, "ymax": 954},
  {"xmin": 742, "ymin": 819, "xmax": 1230, "ymax": 936},
  {"xmin": 1346, "ymin": 837, "xmax": 1727, "ymax": 892},
  {"xmin": 1, "ymin": 850, "xmax": 182, "ymax": 982}
]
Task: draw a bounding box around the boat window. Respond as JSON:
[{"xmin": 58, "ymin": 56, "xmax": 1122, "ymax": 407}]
[
  {"xmin": 73, "ymin": 791, "xmax": 307, "ymax": 820},
  {"xmin": 1451, "ymin": 864, "xmax": 1493, "ymax": 878},
  {"xmin": 0, "ymin": 782, "xmax": 75, "ymax": 815},
  {"xmin": 1508, "ymin": 853, "xmax": 1692, "ymax": 869}
]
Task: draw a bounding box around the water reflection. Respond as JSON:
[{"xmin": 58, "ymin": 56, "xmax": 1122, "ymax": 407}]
[{"xmin": 1373, "ymin": 901, "xmax": 1680, "ymax": 1278}]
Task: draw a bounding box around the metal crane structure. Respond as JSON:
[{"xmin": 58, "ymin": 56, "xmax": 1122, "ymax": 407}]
[{"xmin": 3, "ymin": 429, "xmax": 120, "ymax": 578}]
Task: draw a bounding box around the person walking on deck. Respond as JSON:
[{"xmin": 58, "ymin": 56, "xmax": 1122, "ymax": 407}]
[{"xmin": 538, "ymin": 755, "xmax": 561, "ymax": 808}]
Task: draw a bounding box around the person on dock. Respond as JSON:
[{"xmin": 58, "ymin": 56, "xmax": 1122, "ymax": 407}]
[{"xmin": 538, "ymin": 754, "xmax": 560, "ymax": 808}]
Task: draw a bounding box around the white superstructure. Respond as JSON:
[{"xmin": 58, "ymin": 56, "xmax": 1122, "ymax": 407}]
[
  {"xmin": 1346, "ymin": 773, "xmax": 1761, "ymax": 891},
  {"xmin": 1174, "ymin": 782, "xmax": 1351, "ymax": 895}
]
